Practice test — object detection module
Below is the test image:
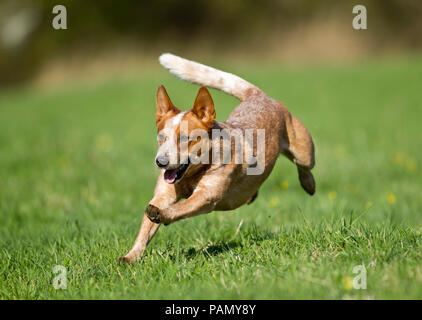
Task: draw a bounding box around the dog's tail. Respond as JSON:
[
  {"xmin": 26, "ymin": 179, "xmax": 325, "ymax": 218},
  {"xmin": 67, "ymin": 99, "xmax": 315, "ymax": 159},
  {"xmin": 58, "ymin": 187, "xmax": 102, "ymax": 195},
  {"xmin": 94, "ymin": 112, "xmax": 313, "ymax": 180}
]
[{"xmin": 159, "ymin": 53, "xmax": 260, "ymax": 101}]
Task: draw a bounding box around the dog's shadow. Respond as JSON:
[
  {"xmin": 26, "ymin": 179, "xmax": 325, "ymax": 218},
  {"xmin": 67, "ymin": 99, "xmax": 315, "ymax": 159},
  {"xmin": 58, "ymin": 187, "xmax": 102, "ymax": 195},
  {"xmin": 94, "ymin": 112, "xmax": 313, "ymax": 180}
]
[
  {"xmin": 185, "ymin": 241, "xmax": 240, "ymax": 259},
  {"xmin": 184, "ymin": 231, "xmax": 276, "ymax": 259}
]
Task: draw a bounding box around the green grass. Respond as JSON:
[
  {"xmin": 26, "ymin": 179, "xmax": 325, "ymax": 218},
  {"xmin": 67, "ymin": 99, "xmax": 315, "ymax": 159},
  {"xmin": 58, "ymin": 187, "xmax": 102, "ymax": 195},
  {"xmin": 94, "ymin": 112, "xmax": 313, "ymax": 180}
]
[{"xmin": 1, "ymin": 56, "xmax": 422, "ymax": 299}]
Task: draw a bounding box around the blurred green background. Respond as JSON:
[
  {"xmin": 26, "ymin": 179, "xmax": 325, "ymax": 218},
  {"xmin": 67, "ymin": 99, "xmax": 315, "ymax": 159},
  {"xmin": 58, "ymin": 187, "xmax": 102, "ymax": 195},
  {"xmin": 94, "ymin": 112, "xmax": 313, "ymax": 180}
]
[
  {"xmin": 1, "ymin": 1, "xmax": 422, "ymax": 299},
  {"xmin": 0, "ymin": 0, "xmax": 421, "ymax": 86}
]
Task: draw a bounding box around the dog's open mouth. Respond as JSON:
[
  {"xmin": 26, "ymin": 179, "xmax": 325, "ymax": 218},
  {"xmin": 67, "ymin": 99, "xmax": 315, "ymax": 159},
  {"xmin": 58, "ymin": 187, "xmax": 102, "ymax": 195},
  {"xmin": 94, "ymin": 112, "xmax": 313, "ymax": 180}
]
[{"xmin": 163, "ymin": 162, "xmax": 190, "ymax": 184}]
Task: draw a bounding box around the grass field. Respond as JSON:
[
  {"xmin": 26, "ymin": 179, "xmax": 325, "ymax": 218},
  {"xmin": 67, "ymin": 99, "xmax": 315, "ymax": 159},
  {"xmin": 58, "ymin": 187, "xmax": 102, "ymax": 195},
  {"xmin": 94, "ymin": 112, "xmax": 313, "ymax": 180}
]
[{"xmin": 1, "ymin": 56, "xmax": 421, "ymax": 299}]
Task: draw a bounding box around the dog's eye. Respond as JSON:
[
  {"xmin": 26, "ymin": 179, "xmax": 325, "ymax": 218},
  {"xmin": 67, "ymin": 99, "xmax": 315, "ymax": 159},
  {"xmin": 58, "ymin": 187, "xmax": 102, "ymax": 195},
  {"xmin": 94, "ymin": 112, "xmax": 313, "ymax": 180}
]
[
  {"xmin": 180, "ymin": 135, "xmax": 189, "ymax": 142},
  {"xmin": 158, "ymin": 134, "xmax": 165, "ymax": 142}
]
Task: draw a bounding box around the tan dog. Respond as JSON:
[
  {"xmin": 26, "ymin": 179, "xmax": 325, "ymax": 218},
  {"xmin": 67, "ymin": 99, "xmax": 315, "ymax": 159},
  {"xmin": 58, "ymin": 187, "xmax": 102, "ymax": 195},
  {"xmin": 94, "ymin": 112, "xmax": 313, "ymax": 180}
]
[{"xmin": 120, "ymin": 53, "xmax": 315, "ymax": 263}]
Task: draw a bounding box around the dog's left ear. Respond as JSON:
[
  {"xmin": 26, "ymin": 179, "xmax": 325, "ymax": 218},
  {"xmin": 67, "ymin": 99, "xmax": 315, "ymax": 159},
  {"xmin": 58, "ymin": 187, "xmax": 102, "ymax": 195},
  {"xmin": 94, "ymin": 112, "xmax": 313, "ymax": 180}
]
[
  {"xmin": 156, "ymin": 84, "xmax": 176, "ymax": 123},
  {"xmin": 191, "ymin": 87, "xmax": 216, "ymax": 128}
]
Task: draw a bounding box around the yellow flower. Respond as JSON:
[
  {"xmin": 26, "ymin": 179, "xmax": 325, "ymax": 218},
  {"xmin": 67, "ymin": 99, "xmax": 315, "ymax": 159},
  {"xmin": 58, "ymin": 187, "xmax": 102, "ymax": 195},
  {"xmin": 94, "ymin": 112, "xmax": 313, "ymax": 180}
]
[
  {"xmin": 391, "ymin": 152, "xmax": 417, "ymax": 172},
  {"xmin": 281, "ymin": 181, "xmax": 289, "ymax": 189},
  {"xmin": 269, "ymin": 197, "xmax": 279, "ymax": 207},
  {"xmin": 342, "ymin": 276, "xmax": 354, "ymax": 291},
  {"xmin": 329, "ymin": 191, "xmax": 337, "ymax": 200},
  {"xmin": 392, "ymin": 152, "xmax": 406, "ymax": 166},
  {"xmin": 386, "ymin": 192, "xmax": 396, "ymax": 204}
]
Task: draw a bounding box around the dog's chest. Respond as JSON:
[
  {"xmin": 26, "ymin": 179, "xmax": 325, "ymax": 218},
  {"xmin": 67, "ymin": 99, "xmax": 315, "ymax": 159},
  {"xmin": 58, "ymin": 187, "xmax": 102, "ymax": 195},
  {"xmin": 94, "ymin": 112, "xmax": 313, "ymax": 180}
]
[{"xmin": 177, "ymin": 175, "xmax": 203, "ymax": 199}]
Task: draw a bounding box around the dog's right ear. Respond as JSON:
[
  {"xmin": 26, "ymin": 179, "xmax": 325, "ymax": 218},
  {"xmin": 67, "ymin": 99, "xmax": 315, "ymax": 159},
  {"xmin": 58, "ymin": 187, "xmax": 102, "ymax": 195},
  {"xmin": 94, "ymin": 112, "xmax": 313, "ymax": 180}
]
[
  {"xmin": 191, "ymin": 87, "xmax": 216, "ymax": 128},
  {"xmin": 156, "ymin": 85, "xmax": 175, "ymax": 123}
]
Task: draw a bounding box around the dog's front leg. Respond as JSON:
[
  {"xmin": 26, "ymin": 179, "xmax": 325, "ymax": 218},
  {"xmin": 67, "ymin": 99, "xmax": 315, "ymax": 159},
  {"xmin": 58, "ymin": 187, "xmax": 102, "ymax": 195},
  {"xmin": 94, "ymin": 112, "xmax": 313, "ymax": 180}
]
[
  {"xmin": 119, "ymin": 213, "xmax": 160, "ymax": 264},
  {"xmin": 119, "ymin": 175, "xmax": 178, "ymax": 264},
  {"xmin": 145, "ymin": 189, "xmax": 219, "ymax": 225}
]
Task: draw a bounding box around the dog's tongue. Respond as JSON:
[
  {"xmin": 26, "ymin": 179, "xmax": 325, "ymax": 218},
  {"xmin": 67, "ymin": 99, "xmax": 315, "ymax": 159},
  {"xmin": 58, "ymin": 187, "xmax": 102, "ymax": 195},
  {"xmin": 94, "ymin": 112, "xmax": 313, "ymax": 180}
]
[{"xmin": 164, "ymin": 169, "xmax": 178, "ymax": 184}]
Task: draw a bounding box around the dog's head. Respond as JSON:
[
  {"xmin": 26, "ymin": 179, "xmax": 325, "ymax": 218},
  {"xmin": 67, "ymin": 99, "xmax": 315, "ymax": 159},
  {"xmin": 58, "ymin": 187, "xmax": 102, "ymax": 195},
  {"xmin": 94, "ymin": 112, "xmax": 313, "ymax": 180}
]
[{"xmin": 154, "ymin": 85, "xmax": 215, "ymax": 184}]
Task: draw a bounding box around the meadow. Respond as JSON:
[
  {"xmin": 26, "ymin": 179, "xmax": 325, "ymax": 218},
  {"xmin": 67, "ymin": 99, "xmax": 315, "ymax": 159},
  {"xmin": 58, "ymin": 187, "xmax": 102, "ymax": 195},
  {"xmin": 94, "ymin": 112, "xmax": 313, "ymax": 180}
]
[{"xmin": 0, "ymin": 56, "xmax": 421, "ymax": 299}]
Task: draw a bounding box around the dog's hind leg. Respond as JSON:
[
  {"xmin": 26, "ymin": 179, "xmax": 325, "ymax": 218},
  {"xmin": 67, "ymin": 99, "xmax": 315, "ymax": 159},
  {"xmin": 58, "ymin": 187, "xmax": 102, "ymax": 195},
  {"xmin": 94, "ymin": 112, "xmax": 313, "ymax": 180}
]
[
  {"xmin": 282, "ymin": 113, "xmax": 316, "ymax": 195},
  {"xmin": 297, "ymin": 166, "xmax": 315, "ymax": 195},
  {"xmin": 246, "ymin": 191, "xmax": 259, "ymax": 205}
]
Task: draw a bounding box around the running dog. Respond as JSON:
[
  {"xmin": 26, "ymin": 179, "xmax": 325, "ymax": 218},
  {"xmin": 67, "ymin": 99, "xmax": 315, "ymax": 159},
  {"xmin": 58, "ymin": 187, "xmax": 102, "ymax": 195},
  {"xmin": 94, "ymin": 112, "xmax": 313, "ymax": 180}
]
[{"xmin": 120, "ymin": 53, "xmax": 315, "ymax": 263}]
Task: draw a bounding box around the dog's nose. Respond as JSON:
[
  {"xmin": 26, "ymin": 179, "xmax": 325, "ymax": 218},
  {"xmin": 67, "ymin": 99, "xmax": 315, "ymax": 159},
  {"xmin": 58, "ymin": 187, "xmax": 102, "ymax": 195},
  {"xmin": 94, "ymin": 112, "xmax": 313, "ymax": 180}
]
[{"xmin": 155, "ymin": 156, "xmax": 169, "ymax": 168}]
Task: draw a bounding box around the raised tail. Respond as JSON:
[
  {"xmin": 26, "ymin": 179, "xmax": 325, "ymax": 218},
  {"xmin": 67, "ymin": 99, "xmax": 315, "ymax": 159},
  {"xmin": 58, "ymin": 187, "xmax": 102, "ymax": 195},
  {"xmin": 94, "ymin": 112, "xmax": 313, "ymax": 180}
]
[{"xmin": 159, "ymin": 53, "xmax": 260, "ymax": 101}]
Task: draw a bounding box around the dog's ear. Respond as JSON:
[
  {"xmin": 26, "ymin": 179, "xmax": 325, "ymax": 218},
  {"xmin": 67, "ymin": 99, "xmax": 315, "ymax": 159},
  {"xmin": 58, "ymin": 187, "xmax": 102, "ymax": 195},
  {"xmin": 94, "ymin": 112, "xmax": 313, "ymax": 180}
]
[
  {"xmin": 156, "ymin": 84, "xmax": 175, "ymax": 122},
  {"xmin": 191, "ymin": 87, "xmax": 216, "ymax": 128}
]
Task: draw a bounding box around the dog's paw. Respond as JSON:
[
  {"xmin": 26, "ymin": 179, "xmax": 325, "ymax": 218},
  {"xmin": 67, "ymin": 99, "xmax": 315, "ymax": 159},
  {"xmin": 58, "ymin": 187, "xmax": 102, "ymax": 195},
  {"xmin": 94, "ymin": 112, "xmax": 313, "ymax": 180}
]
[
  {"xmin": 146, "ymin": 204, "xmax": 161, "ymax": 223},
  {"xmin": 117, "ymin": 256, "xmax": 135, "ymax": 265}
]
